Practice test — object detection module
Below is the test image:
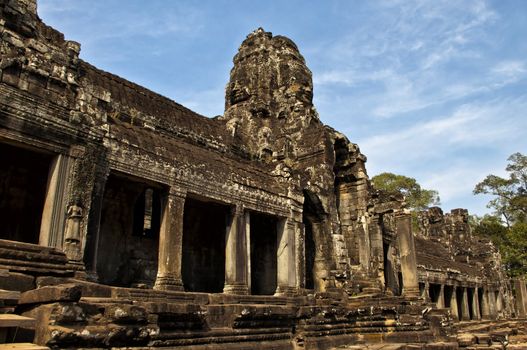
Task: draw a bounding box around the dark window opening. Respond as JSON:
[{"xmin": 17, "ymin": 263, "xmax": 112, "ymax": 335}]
[
  {"xmin": 0, "ymin": 142, "xmax": 52, "ymax": 244},
  {"xmin": 182, "ymin": 197, "xmax": 228, "ymax": 293},
  {"xmin": 133, "ymin": 188, "xmax": 160, "ymax": 239},
  {"xmin": 250, "ymin": 212, "xmax": 278, "ymax": 295}
]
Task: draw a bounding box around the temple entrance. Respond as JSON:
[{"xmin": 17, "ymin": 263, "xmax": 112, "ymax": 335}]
[
  {"xmin": 303, "ymin": 190, "xmax": 327, "ymax": 292},
  {"xmin": 182, "ymin": 197, "xmax": 228, "ymax": 293},
  {"xmin": 250, "ymin": 212, "xmax": 278, "ymax": 295},
  {"xmin": 97, "ymin": 173, "xmax": 161, "ymax": 287},
  {"xmin": 0, "ymin": 142, "xmax": 53, "ymax": 244}
]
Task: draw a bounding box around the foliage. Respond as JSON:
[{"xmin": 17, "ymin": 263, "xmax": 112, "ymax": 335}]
[
  {"xmin": 472, "ymin": 152, "xmax": 527, "ymax": 277},
  {"xmin": 474, "ymin": 152, "xmax": 527, "ymax": 226},
  {"xmin": 371, "ymin": 172, "xmax": 440, "ymax": 211}
]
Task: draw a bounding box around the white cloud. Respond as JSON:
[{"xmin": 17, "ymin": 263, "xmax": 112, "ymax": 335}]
[
  {"xmin": 360, "ymin": 96, "xmax": 527, "ymax": 214},
  {"xmin": 311, "ymin": 0, "xmax": 505, "ymax": 119},
  {"xmin": 361, "ymin": 97, "xmax": 527, "ymax": 163}
]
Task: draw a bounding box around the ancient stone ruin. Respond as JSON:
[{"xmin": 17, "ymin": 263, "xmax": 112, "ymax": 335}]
[{"xmin": 1, "ymin": 1, "xmax": 526, "ymax": 349}]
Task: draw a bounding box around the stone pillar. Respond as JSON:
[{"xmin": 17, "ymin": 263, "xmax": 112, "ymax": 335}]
[
  {"xmin": 461, "ymin": 287, "xmax": 471, "ymax": 321},
  {"xmin": 224, "ymin": 205, "xmax": 249, "ymax": 295},
  {"xmin": 369, "ymin": 215, "xmax": 385, "ymax": 288},
  {"xmin": 450, "ymin": 286, "xmax": 459, "ymax": 321},
  {"xmin": 39, "ymin": 154, "xmax": 71, "ymax": 248},
  {"xmin": 396, "ymin": 211, "xmax": 419, "ymax": 297},
  {"xmin": 312, "ymin": 221, "xmax": 331, "ymax": 292},
  {"xmin": 495, "ymin": 289, "xmax": 503, "ymax": 318},
  {"xmin": 83, "ymin": 161, "xmax": 108, "ymax": 282},
  {"xmin": 480, "ymin": 288, "xmax": 491, "ymax": 320},
  {"xmin": 423, "ymin": 281, "xmax": 431, "ymax": 301},
  {"xmin": 275, "ymin": 217, "xmax": 298, "ymax": 296},
  {"xmin": 358, "ymin": 214, "xmax": 371, "ymax": 272},
  {"xmin": 514, "ymin": 279, "xmax": 527, "ymax": 317},
  {"xmin": 437, "ymin": 284, "xmax": 445, "ymax": 309},
  {"xmin": 488, "ymin": 289, "xmax": 497, "ymax": 319},
  {"xmin": 473, "ymin": 288, "xmax": 481, "ymax": 320},
  {"xmin": 153, "ymin": 188, "xmax": 185, "ymax": 291}
]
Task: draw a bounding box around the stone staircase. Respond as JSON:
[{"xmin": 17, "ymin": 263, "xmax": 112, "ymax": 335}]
[{"xmin": 0, "ymin": 288, "xmax": 48, "ymax": 350}]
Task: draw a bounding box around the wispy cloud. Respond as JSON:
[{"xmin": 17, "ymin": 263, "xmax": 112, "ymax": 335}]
[
  {"xmin": 361, "ymin": 96, "xmax": 527, "ymax": 165},
  {"xmin": 359, "ymin": 96, "xmax": 527, "ymax": 213},
  {"xmin": 312, "ymin": 0, "xmax": 507, "ymax": 119}
]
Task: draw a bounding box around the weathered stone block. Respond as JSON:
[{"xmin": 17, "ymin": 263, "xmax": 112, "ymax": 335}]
[
  {"xmin": 19, "ymin": 284, "xmax": 82, "ymax": 305},
  {"xmin": 0, "ymin": 271, "xmax": 34, "ymax": 292},
  {"xmin": 102, "ymin": 304, "xmax": 148, "ymax": 324}
]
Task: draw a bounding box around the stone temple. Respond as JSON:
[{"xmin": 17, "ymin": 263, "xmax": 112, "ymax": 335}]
[{"xmin": 0, "ymin": 1, "xmax": 526, "ymax": 349}]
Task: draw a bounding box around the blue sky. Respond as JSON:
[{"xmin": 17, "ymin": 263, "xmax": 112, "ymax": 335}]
[{"xmin": 38, "ymin": 0, "xmax": 527, "ymax": 216}]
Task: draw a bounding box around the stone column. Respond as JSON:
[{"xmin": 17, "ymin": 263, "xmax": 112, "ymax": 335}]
[
  {"xmin": 514, "ymin": 279, "xmax": 527, "ymax": 317},
  {"xmin": 369, "ymin": 215, "xmax": 385, "ymax": 288},
  {"xmin": 450, "ymin": 286, "xmax": 459, "ymax": 321},
  {"xmin": 423, "ymin": 281, "xmax": 431, "ymax": 301},
  {"xmin": 495, "ymin": 289, "xmax": 503, "ymax": 317},
  {"xmin": 275, "ymin": 217, "xmax": 298, "ymax": 296},
  {"xmin": 83, "ymin": 161, "xmax": 109, "ymax": 282},
  {"xmin": 480, "ymin": 288, "xmax": 491, "ymax": 320},
  {"xmin": 154, "ymin": 188, "xmax": 185, "ymax": 291},
  {"xmin": 437, "ymin": 284, "xmax": 446, "ymax": 309},
  {"xmin": 39, "ymin": 154, "xmax": 71, "ymax": 248},
  {"xmin": 358, "ymin": 214, "xmax": 371, "ymax": 272},
  {"xmin": 488, "ymin": 289, "xmax": 497, "ymax": 319},
  {"xmin": 396, "ymin": 211, "xmax": 419, "ymax": 297},
  {"xmin": 224, "ymin": 205, "xmax": 249, "ymax": 295},
  {"xmin": 312, "ymin": 221, "xmax": 331, "ymax": 292},
  {"xmin": 473, "ymin": 288, "xmax": 481, "ymax": 320},
  {"xmin": 461, "ymin": 287, "xmax": 471, "ymax": 321}
]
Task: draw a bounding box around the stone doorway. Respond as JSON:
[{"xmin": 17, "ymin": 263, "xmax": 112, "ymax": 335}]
[
  {"xmin": 182, "ymin": 197, "xmax": 228, "ymax": 293},
  {"xmin": 97, "ymin": 173, "xmax": 162, "ymax": 287},
  {"xmin": 302, "ymin": 190, "xmax": 327, "ymax": 292},
  {"xmin": 249, "ymin": 212, "xmax": 278, "ymax": 295},
  {"xmin": 0, "ymin": 142, "xmax": 53, "ymax": 244}
]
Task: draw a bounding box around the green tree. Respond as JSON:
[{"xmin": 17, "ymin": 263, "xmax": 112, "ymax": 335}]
[
  {"xmin": 473, "ymin": 152, "xmax": 527, "ymax": 276},
  {"xmin": 474, "ymin": 152, "xmax": 527, "ymax": 226},
  {"xmin": 371, "ymin": 172, "xmax": 440, "ymax": 211}
]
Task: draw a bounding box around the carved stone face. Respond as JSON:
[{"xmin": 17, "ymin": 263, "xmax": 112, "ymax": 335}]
[{"xmin": 229, "ymin": 82, "xmax": 250, "ymax": 105}]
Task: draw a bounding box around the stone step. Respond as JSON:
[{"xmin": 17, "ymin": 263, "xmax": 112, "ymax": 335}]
[
  {"xmin": 0, "ymin": 290, "xmax": 20, "ymax": 307},
  {"xmin": 0, "ymin": 315, "xmax": 36, "ymax": 329},
  {"xmin": 0, "ymin": 343, "xmax": 49, "ymax": 349}
]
